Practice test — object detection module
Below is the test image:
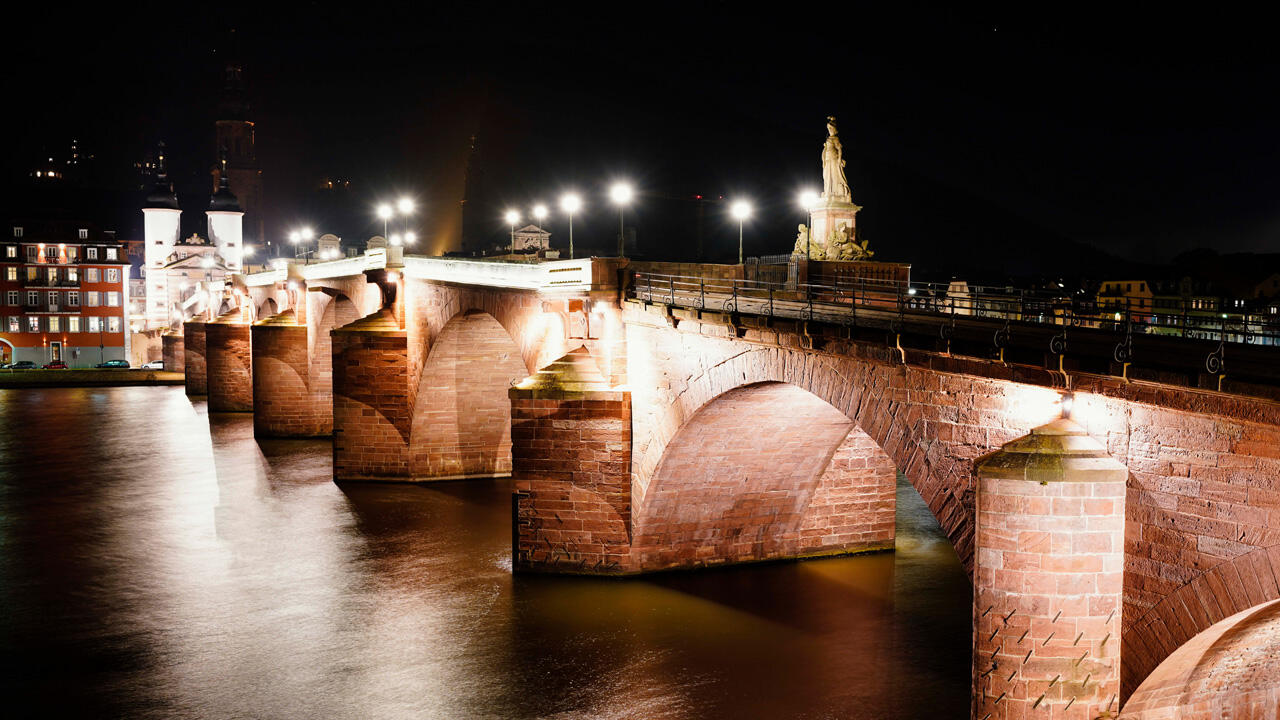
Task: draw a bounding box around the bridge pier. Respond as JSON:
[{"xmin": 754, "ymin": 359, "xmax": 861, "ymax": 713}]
[
  {"xmin": 183, "ymin": 321, "xmax": 206, "ymax": 396},
  {"xmin": 511, "ymin": 348, "xmax": 633, "ymax": 573},
  {"xmin": 251, "ymin": 311, "xmax": 331, "ymax": 436},
  {"xmin": 332, "ymin": 309, "xmax": 410, "ymax": 480},
  {"xmin": 206, "ymin": 311, "xmax": 253, "ymax": 412},
  {"xmin": 973, "ymin": 418, "xmax": 1126, "ymax": 720},
  {"xmin": 162, "ymin": 330, "xmax": 184, "ymax": 373}
]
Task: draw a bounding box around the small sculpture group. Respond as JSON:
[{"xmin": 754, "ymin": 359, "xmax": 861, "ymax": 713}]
[{"xmin": 791, "ymin": 222, "xmax": 874, "ymax": 261}]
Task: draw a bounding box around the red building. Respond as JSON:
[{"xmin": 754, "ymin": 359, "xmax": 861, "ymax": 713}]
[{"xmin": 0, "ymin": 221, "xmax": 131, "ymax": 366}]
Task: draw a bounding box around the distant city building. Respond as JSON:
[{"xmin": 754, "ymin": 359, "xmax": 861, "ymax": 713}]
[
  {"xmin": 512, "ymin": 224, "xmax": 551, "ymax": 252},
  {"xmin": 0, "ymin": 221, "xmax": 131, "ymax": 366}
]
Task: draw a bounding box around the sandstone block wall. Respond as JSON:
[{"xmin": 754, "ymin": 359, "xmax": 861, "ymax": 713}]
[
  {"xmin": 512, "ymin": 390, "xmax": 632, "ymax": 573},
  {"xmin": 253, "ymin": 321, "xmax": 330, "ymax": 436},
  {"xmin": 206, "ymin": 321, "xmax": 253, "ymax": 412},
  {"xmin": 332, "ymin": 319, "xmax": 410, "ymax": 480},
  {"xmin": 162, "ymin": 332, "xmax": 184, "ymax": 373},
  {"xmin": 183, "ymin": 322, "xmax": 206, "ymax": 396}
]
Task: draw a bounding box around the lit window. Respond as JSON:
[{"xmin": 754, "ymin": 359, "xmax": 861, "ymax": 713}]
[
  {"xmin": 106, "ymin": 268, "xmax": 119, "ymax": 283},
  {"xmin": 27, "ymin": 316, "xmax": 39, "ymax": 332},
  {"xmin": 87, "ymin": 316, "xmax": 101, "ymax": 332},
  {"xmin": 7, "ymin": 316, "xmax": 17, "ymax": 332},
  {"xmin": 87, "ymin": 247, "xmax": 98, "ymax": 260},
  {"xmin": 107, "ymin": 317, "xmax": 120, "ymax": 333},
  {"xmin": 47, "ymin": 268, "xmax": 57, "ymax": 284},
  {"xmin": 26, "ymin": 267, "xmax": 36, "ymax": 282},
  {"xmin": 68, "ymin": 268, "xmax": 78, "ymax": 282},
  {"xmin": 5, "ymin": 267, "xmax": 14, "ymax": 281},
  {"xmin": 67, "ymin": 247, "xmax": 77, "ymax": 260},
  {"xmin": 68, "ymin": 316, "xmax": 79, "ymax": 332},
  {"xmin": 86, "ymin": 292, "xmax": 100, "ymax": 307},
  {"xmin": 106, "ymin": 248, "xmax": 117, "ymax": 260},
  {"xmin": 106, "ymin": 292, "xmax": 120, "ymax": 307},
  {"xmin": 48, "ymin": 316, "xmax": 59, "ymax": 332},
  {"xmin": 5, "ymin": 246, "xmax": 14, "ymax": 257},
  {"xmin": 78, "ymin": 229, "xmax": 89, "ymax": 240},
  {"xmin": 85, "ymin": 268, "xmax": 99, "ymax": 283}
]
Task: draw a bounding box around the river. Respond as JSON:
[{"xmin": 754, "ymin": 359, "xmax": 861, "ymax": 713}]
[{"xmin": 0, "ymin": 386, "xmax": 970, "ymax": 719}]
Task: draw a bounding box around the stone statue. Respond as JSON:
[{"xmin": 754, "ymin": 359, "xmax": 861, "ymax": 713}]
[
  {"xmin": 791, "ymin": 224, "xmax": 810, "ymax": 256},
  {"xmin": 821, "ymin": 115, "xmax": 851, "ymax": 202},
  {"xmin": 825, "ymin": 222, "xmax": 874, "ymax": 261}
]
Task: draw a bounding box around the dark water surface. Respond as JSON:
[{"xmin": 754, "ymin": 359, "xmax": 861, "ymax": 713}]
[{"xmin": 0, "ymin": 387, "xmax": 970, "ymax": 719}]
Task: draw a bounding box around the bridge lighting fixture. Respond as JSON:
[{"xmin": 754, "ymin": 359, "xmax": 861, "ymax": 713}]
[
  {"xmin": 907, "ymin": 287, "xmax": 917, "ymax": 296},
  {"xmin": 300, "ymin": 227, "xmax": 315, "ymax": 241},
  {"xmin": 505, "ymin": 209, "xmax": 520, "ymax": 254},
  {"xmin": 403, "ymin": 232, "xmax": 416, "ymax": 246},
  {"xmin": 610, "ymin": 183, "xmax": 633, "ymax": 258},
  {"xmin": 1060, "ymin": 392, "xmax": 1074, "ymax": 419},
  {"xmin": 389, "ymin": 233, "xmax": 402, "ymax": 246},
  {"xmin": 288, "ymin": 231, "xmax": 302, "ymax": 244},
  {"xmin": 730, "ymin": 200, "xmax": 751, "ymax": 264},
  {"xmin": 532, "ymin": 204, "xmax": 548, "ymax": 227},
  {"xmin": 560, "ymin": 193, "xmax": 582, "ymax": 259},
  {"xmin": 243, "ymin": 245, "xmax": 255, "ymax": 257},
  {"xmin": 376, "ymin": 203, "xmax": 393, "ymax": 238},
  {"xmin": 398, "ymin": 198, "xmax": 415, "ymax": 215},
  {"xmin": 798, "ymin": 190, "xmax": 819, "ymax": 261}
]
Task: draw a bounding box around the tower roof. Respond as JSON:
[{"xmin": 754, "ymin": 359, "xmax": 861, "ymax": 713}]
[
  {"xmin": 144, "ymin": 142, "xmax": 180, "ymax": 210},
  {"xmin": 208, "ymin": 148, "xmax": 242, "ymax": 212}
]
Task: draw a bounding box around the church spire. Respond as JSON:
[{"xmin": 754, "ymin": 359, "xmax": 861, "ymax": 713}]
[{"xmin": 143, "ymin": 141, "xmax": 179, "ymax": 210}]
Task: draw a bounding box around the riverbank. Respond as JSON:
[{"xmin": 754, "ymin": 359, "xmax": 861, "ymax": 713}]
[{"xmin": 0, "ymin": 369, "xmax": 184, "ymax": 388}]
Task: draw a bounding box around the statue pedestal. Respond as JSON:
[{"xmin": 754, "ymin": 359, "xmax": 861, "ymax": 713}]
[{"xmin": 809, "ymin": 200, "xmax": 861, "ymax": 260}]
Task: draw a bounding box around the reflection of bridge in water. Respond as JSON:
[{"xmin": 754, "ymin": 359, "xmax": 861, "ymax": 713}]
[{"xmin": 169, "ymin": 251, "xmax": 1280, "ymax": 719}]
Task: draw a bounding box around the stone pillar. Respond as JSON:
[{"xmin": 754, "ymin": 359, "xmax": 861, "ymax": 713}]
[
  {"xmin": 205, "ymin": 312, "xmax": 253, "ymax": 412},
  {"xmin": 973, "ymin": 418, "xmax": 1126, "ymax": 720},
  {"xmin": 332, "ymin": 310, "xmax": 410, "ymax": 480},
  {"xmin": 511, "ymin": 348, "xmax": 633, "ymax": 574},
  {"xmin": 183, "ymin": 321, "xmax": 206, "ymax": 396},
  {"xmin": 162, "ymin": 331, "xmax": 185, "ymax": 373},
  {"xmin": 252, "ymin": 311, "xmax": 329, "ymax": 437}
]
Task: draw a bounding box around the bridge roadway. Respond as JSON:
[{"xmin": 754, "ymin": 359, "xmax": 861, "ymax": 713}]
[{"xmin": 172, "ymin": 252, "xmax": 1280, "ymax": 720}]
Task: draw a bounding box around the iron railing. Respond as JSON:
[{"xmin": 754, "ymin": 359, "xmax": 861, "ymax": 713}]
[{"xmin": 629, "ymin": 272, "xmax": 1280, "ymax": 354}]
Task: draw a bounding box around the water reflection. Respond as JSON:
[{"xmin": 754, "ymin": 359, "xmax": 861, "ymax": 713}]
[{"xmin": 0, "ymin": 387, "xmax": 969, "ymax": 719}]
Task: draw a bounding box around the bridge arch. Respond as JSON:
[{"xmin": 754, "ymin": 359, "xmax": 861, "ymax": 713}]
[
  {"xmin": 1122, "ymin": 585, "xmax": 1280, "ymax": 716},
  {"xmin": 258, "ymin": 296, "xmax": 279, "ymax": 320},
  {"xmin": 630, "ymin": 381, "xmax": 897, "ymax": 571},
  {"xmin": 409, "ymin": 309, "xmax": 529, "ymax": 480},
  {"xmin": 1120, "ymin": 545, "xmax": 1280, "ymax": 703},
  {"xmin": 626, "ymin": 322, "xmax": 1064, "ymax": 571}
]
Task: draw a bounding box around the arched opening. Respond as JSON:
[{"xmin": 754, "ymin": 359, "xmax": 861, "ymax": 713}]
[
  {"xmin": 258, "ymin": 297, "xmax": 278, "ymax": 319},
  {"xmin": 410, "ymin": 309, "xmax": 528, "ymax": 480},
  {"xmin": 630, "ymin": 381, "xmax": 897, "ymax": 571},
  {"xmin": 310, "ymin": 292, "xmax": 360, "ymax": 418},
  {"xmin": 1122, "ymin": 599, "xmax": 1280, "ymax": 717},
  {"xmin": 0, "ymin": 338, "xmax": 13, "ymax": 364}
]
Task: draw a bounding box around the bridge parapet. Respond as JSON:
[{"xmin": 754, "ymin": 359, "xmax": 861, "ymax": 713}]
[{"xmin": 403, "ymin": 256, "xmax": 621, "ymax": 292}]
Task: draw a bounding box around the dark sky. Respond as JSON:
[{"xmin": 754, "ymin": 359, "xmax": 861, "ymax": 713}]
[{"xmin": 5, "ymin": 4, "xmax": 1279, "ymax": 275}]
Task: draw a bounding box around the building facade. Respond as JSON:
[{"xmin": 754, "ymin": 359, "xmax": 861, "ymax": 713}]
[{"xmin": 0, "ymin": 222, "xmax": 130, "ymax": 366}]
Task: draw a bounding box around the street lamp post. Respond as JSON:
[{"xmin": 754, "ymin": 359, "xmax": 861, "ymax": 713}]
[
  {"xmin": 560, "ymin": 193, "xmax": 581, "ymax": 259},
  {"xmin": 398, "ymin": 197, "xmax": 415, "ymax": 243},
  {"xmin": 377, "ymin": 204, "xmax": 393, "ymax": 240},
  {"xmin": 731, "ymin": 200, "xmax": 751, "ymax": 265},
  {"xmin": 798, "ymin": 190, "xmax": 818, "ymax": 262},
  {"xmin": 504, "ymin": 209, "xmax": 520, "ymax": 255},
  {"xmin": 610, "ymin": 182, "xmax": 633, "ymax": 258},
  {"xmin": 532, "ymin": 204, "xmax": 548, "ymax": 231}
]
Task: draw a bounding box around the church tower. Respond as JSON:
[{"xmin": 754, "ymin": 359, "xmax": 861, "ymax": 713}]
[
  {"xmin": 142, "ymin": 143, "xmax": 181, "ymax": 329},
  {"xmin": 214, "ymin": 64, "xmax": 264, "ymax": 247},
  {"xmin": 208, "ymin": 149, "xmax": 244, "ymax": 272}
]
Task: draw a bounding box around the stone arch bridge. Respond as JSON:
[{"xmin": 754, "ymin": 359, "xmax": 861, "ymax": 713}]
[{"xmin": 177, "ymin": 253, "xmax": 1280, "ymax": 719}]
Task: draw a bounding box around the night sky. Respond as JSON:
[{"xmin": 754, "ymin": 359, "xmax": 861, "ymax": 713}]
[{"xmin": 6, "ymin": 5, "xmax": 1279, "ymax": 279}]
